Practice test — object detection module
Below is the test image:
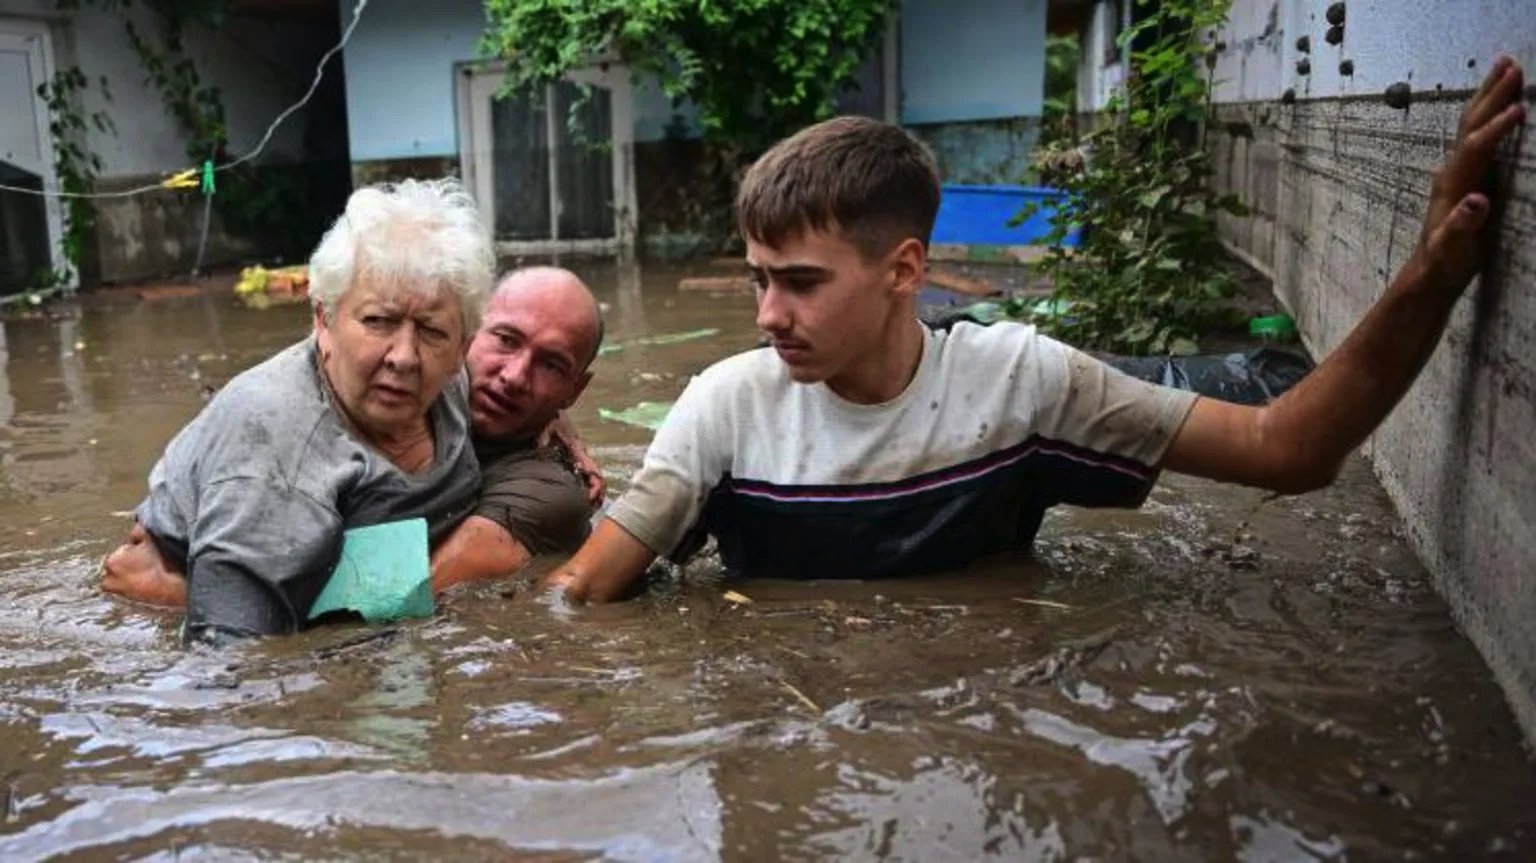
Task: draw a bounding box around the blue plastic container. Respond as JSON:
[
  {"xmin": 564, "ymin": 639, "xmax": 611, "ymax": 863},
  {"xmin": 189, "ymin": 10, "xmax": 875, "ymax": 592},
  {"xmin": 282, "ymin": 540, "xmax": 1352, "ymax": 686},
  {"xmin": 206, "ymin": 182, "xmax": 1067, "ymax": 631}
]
[{"xmin": 931, "ymin": 184, "xmax": 1081, "ymax": 248}]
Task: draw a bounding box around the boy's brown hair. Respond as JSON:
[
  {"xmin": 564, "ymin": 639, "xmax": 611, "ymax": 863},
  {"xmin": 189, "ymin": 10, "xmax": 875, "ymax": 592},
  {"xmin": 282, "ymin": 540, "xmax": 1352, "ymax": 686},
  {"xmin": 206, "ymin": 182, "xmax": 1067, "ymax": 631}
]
[{"xmin": 736, "ymin": 116, "xmax": 941, "ymax": 260}]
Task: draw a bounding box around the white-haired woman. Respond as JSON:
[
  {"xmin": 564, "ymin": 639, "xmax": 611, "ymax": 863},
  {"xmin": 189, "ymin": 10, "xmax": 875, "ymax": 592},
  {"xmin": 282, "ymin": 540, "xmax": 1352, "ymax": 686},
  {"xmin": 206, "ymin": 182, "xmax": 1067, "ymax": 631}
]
[{"xmin": 102, "ymin": 178, "xmax": 492, "ymax": 643}]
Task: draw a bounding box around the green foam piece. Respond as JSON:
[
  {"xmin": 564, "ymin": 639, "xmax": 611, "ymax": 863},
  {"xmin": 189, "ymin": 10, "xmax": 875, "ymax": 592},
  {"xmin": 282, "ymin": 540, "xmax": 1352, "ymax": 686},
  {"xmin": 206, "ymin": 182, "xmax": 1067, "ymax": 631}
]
[
  {"xmin": 597, "ymin": 328, "xmax": 721, "ymax": 356},
  {"xmin": 598, "ymin": 400, "xmax": 675, "ymax": 431},
  {"xmin": 1249, "ymin": 314, "xmax": 1297, "ymax": 339},
  {"xmin": 308, "ymin": 518, "xmax": 434, "ymax": 624}
]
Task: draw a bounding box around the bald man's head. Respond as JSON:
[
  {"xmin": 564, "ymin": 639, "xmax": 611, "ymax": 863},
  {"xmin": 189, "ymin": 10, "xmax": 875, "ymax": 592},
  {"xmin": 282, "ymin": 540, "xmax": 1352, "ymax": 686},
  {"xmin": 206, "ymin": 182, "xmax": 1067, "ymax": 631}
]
[
  {"xmin": 491, "ymin": 267, "xmax": 604, "ymax": 366},
  {"xmin": 466, "ymin": 267, "xmax": 603, "ymax": 442}
]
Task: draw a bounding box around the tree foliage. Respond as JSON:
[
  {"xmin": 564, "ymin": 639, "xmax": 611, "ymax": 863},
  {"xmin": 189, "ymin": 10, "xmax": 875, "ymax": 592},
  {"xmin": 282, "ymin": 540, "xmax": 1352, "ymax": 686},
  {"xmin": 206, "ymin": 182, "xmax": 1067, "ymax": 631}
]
[
  {"xmin": 481, "ymin": 0, "xmax": 899, "ymax": 154},
  {"xmin": 1027, "ymin": 0, "xmax": 1247, "ymax": 356}
]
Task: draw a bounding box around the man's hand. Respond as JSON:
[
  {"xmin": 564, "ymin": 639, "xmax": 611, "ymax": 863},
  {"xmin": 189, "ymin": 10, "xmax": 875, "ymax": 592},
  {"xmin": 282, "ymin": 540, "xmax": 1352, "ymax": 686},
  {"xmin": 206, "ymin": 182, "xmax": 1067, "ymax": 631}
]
[
  {"xmin": 540, "ymin": 518, "xmax": 657, "ymax": 604},
  {"xmin": 539, "ymin": 410, "xmax": 606, "ymax": 509},
  {"xmin": 1419, "ymin": 56, "xmax": 1526, "ymax": 290},
  {"xmin": 429, "ymin": 515, "xmax": 534, "ymax": 595},
  {"xmin": 101, "ymin": 522, "xmax": 187, "ymax": 608},
  {"xmin": 1164, "ymin": 57, "xmax": 1525, "ymax": 493}
]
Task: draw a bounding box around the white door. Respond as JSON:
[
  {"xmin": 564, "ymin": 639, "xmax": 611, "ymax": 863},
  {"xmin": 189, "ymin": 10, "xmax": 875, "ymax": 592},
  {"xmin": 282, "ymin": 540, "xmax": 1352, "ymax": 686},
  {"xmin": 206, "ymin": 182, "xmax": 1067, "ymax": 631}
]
[
  {"xmin": 0, "ymin": 18, "xmax": 66, "ymax": 290},
  {"xmin": 458, "ymin": 63, "xmax": 635, "ymax": 257}
]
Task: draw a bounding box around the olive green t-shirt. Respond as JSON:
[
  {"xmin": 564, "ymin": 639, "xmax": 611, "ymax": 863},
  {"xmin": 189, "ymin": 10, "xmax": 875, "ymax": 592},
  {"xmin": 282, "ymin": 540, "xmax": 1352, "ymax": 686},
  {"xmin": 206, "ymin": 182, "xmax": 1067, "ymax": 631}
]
[{"xmin": 473, "ymin": 439, "xmax": 592, "ymax": 555}]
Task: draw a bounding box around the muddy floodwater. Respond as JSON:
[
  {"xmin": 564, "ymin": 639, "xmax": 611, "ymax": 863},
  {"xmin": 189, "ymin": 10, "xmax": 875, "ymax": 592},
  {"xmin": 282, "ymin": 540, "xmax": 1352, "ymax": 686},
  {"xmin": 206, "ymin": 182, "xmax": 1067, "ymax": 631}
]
[{"xmin": 1, "ymin": 262, "xmax": 1533, "ymax": 860}]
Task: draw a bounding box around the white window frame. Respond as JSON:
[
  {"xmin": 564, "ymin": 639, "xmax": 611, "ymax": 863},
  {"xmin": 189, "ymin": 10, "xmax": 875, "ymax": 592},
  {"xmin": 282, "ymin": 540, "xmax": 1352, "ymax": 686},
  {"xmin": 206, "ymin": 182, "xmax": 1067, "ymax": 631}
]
[
  {"xmin": 0, "ymin": 17, "xmax": 69, "ymax": 287},
  {"xmin": 456, "ymin": 61, "xmax": 636, "ymax": 257}
]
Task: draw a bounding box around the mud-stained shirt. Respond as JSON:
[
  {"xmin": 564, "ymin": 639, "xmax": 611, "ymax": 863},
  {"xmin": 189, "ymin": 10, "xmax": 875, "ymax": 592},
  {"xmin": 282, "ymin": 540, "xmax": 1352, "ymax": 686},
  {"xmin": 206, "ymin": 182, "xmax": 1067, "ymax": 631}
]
[
  {"xmin": 473, "ymin": 440, "xmax": 592, "ymax": 555},
  {"xmin": 136, "ymin": 338, "xmax": 479, "ymax": 642},
  {"xmin": 606, "ymin": 321, "xmax": 1198, "ymax": 579}
]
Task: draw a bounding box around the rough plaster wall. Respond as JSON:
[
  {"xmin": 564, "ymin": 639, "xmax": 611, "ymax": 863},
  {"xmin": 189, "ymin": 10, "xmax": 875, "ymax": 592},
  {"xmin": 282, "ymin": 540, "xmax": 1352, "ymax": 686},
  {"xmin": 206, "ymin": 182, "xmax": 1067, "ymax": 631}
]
[
  {"xmin": 0, "ymin": 1, "xmax": 320, "ymax": 280},
  {"xmin": 1208, "ymin": 0, "xmax": 1536, "ymax": 743},
  {"xmin": 1076, "ymin": 0, "xmax": 1126, "ymax": 113},
  {"xmin": 908, "ymin": 118, "xmax": 1042, "ymax": 185},
  {"xmin": 900, "ymin": 0, "xmax": 1046, "ymax": 123}
]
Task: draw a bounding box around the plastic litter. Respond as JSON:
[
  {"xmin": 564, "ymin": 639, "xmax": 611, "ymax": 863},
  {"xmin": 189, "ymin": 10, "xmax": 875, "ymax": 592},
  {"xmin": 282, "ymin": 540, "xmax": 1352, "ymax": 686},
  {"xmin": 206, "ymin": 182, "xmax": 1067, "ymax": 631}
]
[
  {"xmin": 1248, "ymin": 313, "xmax": 1297, "ymax": 342},
  {"xmin": 598, "ymin": 328, "xmax": 720, "ymax": 357},
  {"xmin": 1102, "ymin": 348, "xmax": 1313, "ymax": 405},
  {"xmin": 308, "ymin": 518, "xmax": 434, "ymax": 623},
  {"xmin": 235, "ymin": 264, "xmax": 310, "ymax": 309},
  {"xmin": 598, "ymin": 400, "xmax": 676, "ymax": 431},
  {"xmin": 920, "ymin": 303, "xmax": 1311, "ymax": 405}
]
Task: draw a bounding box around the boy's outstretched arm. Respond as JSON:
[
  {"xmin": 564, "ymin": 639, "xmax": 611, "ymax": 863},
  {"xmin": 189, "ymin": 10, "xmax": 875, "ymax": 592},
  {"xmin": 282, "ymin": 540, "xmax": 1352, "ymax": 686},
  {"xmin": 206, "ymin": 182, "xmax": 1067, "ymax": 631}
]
[
  {"xmin": 541, "ymin": 518, "xmax": 658, "ymax": 602},
  {"xmin": 1163, "ymin": 56, "xmax": 1526, "ymax": 493}
]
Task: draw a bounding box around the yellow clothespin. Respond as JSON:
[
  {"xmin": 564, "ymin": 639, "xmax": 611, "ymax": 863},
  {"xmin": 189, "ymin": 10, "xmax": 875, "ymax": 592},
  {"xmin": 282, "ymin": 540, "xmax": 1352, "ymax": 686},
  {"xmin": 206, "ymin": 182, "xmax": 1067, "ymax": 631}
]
[{"xmin": 162, "ymin": 167, "xmax": 200, "ymax": 190}]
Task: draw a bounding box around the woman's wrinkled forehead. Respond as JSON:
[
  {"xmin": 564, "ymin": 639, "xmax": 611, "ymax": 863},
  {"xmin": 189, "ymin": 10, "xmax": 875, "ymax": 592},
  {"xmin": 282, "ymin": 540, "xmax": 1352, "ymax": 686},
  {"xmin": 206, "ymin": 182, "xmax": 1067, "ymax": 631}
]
[{"xmin": 344, "ymin": 275, "xmax": 462, "ymax": 322}]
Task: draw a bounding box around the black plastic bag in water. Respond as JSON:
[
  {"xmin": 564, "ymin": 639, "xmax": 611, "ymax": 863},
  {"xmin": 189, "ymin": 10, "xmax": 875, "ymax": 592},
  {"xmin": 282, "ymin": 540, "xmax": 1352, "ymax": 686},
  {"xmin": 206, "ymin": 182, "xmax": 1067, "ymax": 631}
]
[
  {"xmin": 920, "ymin": 305, "xmax": 1313, "ymax": 405},
  {"xmin": 1101, "ymin": 349, "xmax": 1313, "ymax": 405}
]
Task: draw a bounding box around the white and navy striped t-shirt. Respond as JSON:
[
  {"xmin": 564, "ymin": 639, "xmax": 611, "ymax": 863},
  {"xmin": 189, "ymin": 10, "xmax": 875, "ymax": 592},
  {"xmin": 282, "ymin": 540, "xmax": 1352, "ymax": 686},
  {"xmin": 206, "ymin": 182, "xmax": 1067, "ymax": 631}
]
[{"xmin": 606, "ymin": 321, "xmax": 1198, "ymax": 579}]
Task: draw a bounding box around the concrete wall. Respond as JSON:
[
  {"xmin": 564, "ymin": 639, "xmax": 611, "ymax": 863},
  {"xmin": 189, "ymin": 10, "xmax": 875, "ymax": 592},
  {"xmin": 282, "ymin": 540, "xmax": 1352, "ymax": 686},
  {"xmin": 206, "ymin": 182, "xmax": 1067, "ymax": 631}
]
[
  {"xmin": 1205, "ymin": 0, "xmax": 1536, "ymax": 743},
  {"xmin": 900, "ymin": 0, "xmax": 1046, "ymax": 123},
  {"xmin": 1076, "ymin": 0, "xmax": 1128, "ymax": 112},
  {"xmin": 900, "ymin": 0, "xmax": 1047, "ymax": 184},
  {"xmin": 339, "ymin": 0, "xmax": 693, "ymax": 172},
  {"xmin": 0, "ymin": 0, "xmax": 330, "ymax": 281}
]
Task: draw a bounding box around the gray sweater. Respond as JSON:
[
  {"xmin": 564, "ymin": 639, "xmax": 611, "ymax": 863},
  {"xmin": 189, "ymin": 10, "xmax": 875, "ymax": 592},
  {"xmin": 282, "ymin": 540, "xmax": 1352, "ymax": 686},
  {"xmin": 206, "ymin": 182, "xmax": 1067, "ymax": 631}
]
[{"xmin": 136, "ymin": 338, "xmax": 479, "ymax": 641}]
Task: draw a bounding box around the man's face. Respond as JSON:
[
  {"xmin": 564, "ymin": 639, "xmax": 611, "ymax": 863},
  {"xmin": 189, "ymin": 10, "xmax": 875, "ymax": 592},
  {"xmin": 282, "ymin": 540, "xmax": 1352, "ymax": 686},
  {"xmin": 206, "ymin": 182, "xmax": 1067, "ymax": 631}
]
[
  {"xmin": 467, "ymin": 289, "xmax": 594, "ymax": 442},
  {"xmin": 314, "ymin": 281, "xmax": 465, "ymax": 440},
  {"xmin": 747, "ymin": 227, "xmax": 904, "ymax": 389}
]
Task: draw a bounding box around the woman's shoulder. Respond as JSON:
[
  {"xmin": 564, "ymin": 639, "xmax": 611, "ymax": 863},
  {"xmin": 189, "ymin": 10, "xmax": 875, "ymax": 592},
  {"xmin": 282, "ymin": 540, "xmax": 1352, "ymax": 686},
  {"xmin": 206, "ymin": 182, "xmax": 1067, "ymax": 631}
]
[{"xmin": 188, "ymin": 339, "xmax": 334, "ymax": 465}]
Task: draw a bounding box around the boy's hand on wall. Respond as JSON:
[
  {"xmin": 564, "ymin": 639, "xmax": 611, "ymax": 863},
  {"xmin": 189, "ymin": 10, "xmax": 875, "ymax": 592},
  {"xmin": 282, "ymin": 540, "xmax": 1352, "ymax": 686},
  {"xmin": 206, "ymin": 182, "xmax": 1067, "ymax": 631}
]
[{"xmin": 1419, "ymin": 56, "xmax": 1525, "ymax": 290}]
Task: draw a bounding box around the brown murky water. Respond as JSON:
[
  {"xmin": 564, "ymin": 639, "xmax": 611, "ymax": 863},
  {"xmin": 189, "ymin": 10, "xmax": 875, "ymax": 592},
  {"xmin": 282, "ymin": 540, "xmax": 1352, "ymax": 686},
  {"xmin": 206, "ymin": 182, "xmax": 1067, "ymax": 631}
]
[{"xmin": 1, "ymin": 262, "xmax": 1533, "ymax": 860}]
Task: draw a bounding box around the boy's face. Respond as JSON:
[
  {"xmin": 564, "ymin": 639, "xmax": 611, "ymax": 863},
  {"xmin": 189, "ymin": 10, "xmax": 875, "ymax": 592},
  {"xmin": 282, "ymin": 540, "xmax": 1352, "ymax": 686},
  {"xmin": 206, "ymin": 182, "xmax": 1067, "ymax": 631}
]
[{"xmin": 747, "ymin": 227, "xmax": 920, "ymax": 392}]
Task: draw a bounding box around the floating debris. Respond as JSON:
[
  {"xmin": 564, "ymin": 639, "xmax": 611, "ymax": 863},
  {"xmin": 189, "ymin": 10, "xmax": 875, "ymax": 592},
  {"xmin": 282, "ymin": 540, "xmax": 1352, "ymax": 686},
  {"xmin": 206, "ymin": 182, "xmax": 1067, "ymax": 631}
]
[
  {"xmin": 780, "ymin": 679, "xmax": 821, "ymax": 713},
  {"xmin": 722, "ymin": 590, "xmax": 753, "ymax": 606},
  {"xmin": 235, "ymin": 265, "xmax": 310, "ymax": 309},
  {"xmin": 1384, "ymin": 82, "xmax": 1413, "ymax": 110},
  {"xmin": 597, "ymin": 401, "xmax": 675, "ymax": 431},
  {"xmin": 1011, "ymin": 597, "xmax": 1075, "ymax": 611},
  {"xmin": 597, "ymin": 328, "xmax": 720, "ymax": 357}
]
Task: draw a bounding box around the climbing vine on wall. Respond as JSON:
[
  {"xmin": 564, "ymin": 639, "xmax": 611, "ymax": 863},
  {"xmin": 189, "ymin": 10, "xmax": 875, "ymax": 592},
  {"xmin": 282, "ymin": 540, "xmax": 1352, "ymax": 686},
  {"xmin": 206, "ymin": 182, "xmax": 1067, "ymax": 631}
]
[
  {"xmin": 1026, "ymin": 0, "xmax": 1249, "ymax": 356},
  {"xmin": 35, "ymin": 66, "xmax": 115, "ymax": 282},
  {"xmin": 53, "ymin": 0, "xmax": 307, "ymax": 257}
]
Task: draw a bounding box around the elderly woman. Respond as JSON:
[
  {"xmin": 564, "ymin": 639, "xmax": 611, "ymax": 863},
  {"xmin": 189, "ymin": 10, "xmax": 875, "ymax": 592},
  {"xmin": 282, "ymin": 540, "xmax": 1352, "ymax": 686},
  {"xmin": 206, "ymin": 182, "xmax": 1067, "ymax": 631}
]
[{"xmin": 102, "ymin": 178, "xmax": 492, "ymax": 643}]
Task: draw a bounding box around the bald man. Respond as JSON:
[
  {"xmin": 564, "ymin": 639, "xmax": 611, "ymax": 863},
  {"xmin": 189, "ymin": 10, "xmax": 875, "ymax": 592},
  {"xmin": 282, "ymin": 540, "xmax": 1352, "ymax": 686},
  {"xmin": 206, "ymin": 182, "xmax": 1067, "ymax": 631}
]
[
  {"xmin": 429, "ymin": 267, "xmax": 604, "ymax": 592},
  {"xmin": 103, "ymin": 266, "xmax": 606, "ymax": 606}
]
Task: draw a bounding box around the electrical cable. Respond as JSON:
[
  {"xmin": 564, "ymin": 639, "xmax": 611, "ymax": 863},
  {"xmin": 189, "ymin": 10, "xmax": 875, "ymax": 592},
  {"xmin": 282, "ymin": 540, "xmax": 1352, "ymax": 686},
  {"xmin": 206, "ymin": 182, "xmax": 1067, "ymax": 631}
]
[{"xmin": 0, "ymin": 0, "xmax": 369, "ymax": 200}]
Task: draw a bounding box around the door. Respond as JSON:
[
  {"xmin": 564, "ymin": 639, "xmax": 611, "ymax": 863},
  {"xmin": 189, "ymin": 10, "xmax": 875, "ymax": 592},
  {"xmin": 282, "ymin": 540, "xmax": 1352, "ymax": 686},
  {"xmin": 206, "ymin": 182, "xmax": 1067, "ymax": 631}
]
[
  {"xmin": 0, "ymin": 19, "xmax": 66, "ymax": 293},
  {"xmin": 459, "ymin": 63, "xmax": 635, "ymax": 256}
]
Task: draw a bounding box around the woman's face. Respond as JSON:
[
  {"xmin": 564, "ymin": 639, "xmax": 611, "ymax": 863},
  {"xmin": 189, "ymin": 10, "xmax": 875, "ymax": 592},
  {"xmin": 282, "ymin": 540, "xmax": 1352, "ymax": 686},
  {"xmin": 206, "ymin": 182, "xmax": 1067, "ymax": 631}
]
[{"xmin": 314, "ymin": 279, "xmax": 466, "ymax": 442}]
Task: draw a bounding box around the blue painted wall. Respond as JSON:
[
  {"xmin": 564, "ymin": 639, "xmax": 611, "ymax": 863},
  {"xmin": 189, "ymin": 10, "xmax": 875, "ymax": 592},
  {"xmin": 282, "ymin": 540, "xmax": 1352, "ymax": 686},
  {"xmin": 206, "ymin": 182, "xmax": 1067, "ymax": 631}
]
[
  {"xmin": 340, "ymin": 0, "xmax": 483, "ymax": 161},
  {"xmin": 340, "ymin": 0, "xmax": 1048, "ymax": 161},
  {"xmin": 899, "ymin": 0, "xmax": 1045, "ymax": 124},
  {"xmin": 340, "ymin": 0, "xmax": 694, "ymax": 161}
]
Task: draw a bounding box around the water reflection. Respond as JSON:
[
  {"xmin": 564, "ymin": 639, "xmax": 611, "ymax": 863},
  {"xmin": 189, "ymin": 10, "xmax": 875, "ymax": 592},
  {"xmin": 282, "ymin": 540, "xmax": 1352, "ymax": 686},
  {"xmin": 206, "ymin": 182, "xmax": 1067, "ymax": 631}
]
[{"xmin": 0, "ymin": 274, "xmax": 1531, "ymax": 859}]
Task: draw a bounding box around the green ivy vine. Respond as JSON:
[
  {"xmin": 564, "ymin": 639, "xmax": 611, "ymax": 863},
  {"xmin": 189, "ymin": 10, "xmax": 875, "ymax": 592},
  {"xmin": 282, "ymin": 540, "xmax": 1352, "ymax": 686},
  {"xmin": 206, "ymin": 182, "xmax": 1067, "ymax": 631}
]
[
  {"xmin": 35, "ymin": 66, "xmax": 115, "ymax": 284},
  {"xmin": 1024, "ymin": 0, "xmax": 1249, "ymax": 356}
]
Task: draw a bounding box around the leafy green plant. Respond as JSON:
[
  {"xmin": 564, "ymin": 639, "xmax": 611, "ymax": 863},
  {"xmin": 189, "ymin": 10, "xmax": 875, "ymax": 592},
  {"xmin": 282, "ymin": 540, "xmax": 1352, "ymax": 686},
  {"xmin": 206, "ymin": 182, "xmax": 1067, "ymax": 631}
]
[
  {"xmin": 1025, "ymin": 0, "xmax": 1247, "ymax": 356},
  {"xmin": 121, "ymin": 5, "xmax": 308, "ymax": 255},
  {"xmin": 36, "ymin": 66, "xmax": 115, "ymax": 278},
  {"xmin": 481, "ymin": 0, "xmax": 899, "ymax": 155},
  {"xmin": 1040, "ymin": 34, "xmax": 1081, "ymax": 147}
]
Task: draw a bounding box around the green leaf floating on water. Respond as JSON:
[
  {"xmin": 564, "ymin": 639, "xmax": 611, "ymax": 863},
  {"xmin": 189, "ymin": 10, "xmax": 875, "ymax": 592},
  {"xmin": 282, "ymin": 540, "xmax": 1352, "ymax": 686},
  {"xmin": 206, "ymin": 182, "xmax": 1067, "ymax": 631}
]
[
  {"xmin": 598, "ymin": 401, "xmax": 676, "ymax": 431},
  {"xmin": 597, "ymin": 328, "xmax": 720, "ymax": 356},
  {"xmin": 308, "ymin": 518, "xmax": 434, "ymax": 624}
]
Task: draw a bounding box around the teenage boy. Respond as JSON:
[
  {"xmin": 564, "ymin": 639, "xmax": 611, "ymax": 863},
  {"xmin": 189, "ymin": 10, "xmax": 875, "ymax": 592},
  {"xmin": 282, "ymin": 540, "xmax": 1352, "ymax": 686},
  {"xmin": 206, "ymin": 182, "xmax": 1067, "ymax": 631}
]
[{"xmin": 547, "ymin": 58, "xmax": 1526, "ymax": 602}]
